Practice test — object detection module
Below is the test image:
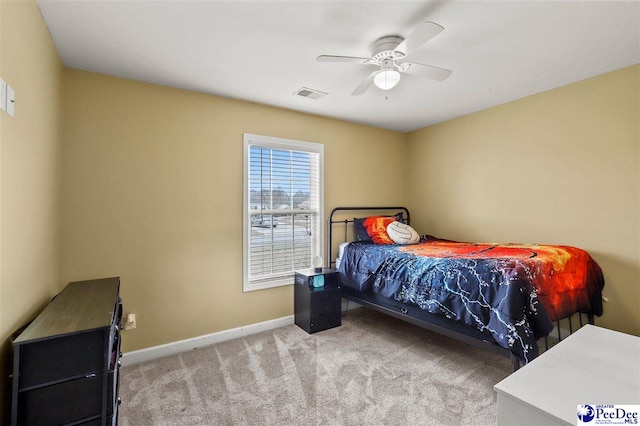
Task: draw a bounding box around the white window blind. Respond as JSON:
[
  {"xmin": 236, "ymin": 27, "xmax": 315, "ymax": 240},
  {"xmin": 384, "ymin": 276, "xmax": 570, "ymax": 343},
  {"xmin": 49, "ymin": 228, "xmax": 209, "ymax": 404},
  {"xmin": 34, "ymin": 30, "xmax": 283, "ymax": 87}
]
[{"xmin": 243, "ymin": 134, "xmax": 324, "ymax": 292}]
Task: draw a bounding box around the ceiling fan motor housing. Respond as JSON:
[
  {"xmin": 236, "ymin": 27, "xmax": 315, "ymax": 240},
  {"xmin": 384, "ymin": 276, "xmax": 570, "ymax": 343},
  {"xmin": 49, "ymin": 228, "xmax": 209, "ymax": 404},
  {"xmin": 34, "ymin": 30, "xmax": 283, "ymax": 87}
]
[{"xmin": 372, "ymin": 36, "xmax": 406, "ymax": 60}]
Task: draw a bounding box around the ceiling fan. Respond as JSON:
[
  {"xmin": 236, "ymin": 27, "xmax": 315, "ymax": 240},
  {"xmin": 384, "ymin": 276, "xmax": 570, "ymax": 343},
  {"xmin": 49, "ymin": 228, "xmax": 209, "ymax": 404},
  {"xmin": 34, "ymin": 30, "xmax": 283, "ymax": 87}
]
[{"xmin": 317, "ymin": 21, "xmax": 452, "ymax": 96}]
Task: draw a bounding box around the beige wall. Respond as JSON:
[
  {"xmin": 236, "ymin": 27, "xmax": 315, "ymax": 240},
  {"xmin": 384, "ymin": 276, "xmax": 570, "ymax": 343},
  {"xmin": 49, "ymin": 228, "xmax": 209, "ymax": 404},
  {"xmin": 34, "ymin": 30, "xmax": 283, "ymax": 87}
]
[
  {"xmin": 0, "ymin": 0, "xmax": 63, "ymax": 420},
  {"xmin": 406, "ymin": 65, "xmax": 640, "ymax": 336},
  {"xmin": 60, "ymin": 69, "xmax": 408, "ymax": 352}
]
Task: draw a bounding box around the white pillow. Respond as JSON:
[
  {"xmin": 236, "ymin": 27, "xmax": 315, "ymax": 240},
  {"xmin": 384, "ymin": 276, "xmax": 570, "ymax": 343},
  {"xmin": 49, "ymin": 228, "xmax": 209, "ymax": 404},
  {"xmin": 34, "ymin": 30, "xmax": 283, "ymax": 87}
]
[{"xmin": 386, "ymin": 221, "xmax": 420, "ymax": 245}]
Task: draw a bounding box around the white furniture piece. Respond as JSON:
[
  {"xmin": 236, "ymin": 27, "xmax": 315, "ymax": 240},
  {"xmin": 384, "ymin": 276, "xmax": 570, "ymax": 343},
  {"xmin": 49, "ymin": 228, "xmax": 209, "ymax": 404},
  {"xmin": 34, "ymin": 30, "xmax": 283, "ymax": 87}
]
[{"xmin": 494, "ymin": 324, "xmax": 640, "ymax": 425}]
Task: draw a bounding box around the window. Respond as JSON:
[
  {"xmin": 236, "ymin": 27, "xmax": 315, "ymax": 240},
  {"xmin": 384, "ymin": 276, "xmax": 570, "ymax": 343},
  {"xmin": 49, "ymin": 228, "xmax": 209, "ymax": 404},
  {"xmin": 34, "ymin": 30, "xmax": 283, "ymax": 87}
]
[{"xmin": 243, "ymin": 134, "xmax": 324, "ymax": 292}]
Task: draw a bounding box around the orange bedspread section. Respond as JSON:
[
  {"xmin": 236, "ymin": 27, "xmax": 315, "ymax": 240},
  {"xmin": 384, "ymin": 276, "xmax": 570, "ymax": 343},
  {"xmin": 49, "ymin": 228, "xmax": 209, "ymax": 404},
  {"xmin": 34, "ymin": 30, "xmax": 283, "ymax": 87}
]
[{"xmin": 399, "ymin": 237, "xmax": 604, "ymax": 321}]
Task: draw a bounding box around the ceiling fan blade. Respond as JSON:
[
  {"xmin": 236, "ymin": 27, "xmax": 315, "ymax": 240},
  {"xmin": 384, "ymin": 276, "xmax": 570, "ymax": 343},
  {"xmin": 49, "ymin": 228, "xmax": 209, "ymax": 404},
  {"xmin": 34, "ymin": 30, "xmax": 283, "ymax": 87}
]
[
  {"xmin": 393, "ymin": 21, "xmax": 444, "ymax": 56},
  {"xmin": 316, "ymin": 55, "xmax": 370, "ymax": 64},
  {"xmin": 402, "ymin": 62, "xmax": 452, "ymax": 81},
  {"xmin": 352, "ymin": 71, "xmax": 378, "ymax": 96}
]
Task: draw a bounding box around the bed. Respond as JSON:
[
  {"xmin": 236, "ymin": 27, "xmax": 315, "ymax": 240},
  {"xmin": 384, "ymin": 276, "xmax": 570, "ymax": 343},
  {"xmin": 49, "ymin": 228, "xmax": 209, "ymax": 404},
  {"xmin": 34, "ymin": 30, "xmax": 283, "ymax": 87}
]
[{"xmin": 328, "ymin": 207, "xmax": 605, "ymax": 369}]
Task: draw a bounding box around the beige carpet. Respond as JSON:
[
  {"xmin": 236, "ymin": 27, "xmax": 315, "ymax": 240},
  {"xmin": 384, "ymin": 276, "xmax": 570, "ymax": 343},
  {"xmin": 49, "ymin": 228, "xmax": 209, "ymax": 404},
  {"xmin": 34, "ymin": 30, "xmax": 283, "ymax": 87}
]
[{"xmin": 119, "ymin": 308, "xmax": 512, "ymax": 425}]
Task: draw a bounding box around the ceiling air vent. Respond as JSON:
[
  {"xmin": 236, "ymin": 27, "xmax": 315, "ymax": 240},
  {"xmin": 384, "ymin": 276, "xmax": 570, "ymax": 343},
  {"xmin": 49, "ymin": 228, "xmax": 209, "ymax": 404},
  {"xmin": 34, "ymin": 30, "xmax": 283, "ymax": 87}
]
[{"xmin": 294, "ymin": 87, "xmax": 328, "ymax": 100}]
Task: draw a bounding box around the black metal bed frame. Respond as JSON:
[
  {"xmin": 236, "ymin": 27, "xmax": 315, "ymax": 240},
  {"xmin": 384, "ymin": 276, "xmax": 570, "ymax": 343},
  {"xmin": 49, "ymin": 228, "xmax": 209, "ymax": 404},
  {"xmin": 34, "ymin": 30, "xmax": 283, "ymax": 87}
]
[{"xmin": 327, "ymin": 206, "xmax": 594, "ymax": 370}]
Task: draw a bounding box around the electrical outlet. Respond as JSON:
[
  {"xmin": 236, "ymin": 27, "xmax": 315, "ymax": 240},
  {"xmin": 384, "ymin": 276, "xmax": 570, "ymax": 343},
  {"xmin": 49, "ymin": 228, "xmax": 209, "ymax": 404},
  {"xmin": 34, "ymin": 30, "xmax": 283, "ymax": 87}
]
[
  {"xmin": 124, "ymin": 313, "xmax": 136, "ymax": 330},
  {"xmin": 6, "ymin": 85, "xmax": 14, "ymax": 117}
]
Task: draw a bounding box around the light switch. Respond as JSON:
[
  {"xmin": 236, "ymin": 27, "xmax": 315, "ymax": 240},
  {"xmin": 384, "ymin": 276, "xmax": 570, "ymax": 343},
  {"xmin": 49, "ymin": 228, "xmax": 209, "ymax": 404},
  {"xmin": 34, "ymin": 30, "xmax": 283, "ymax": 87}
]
[
  {"xmin": 0, "ymin": 78, "xmax": 6, "ymax": 113},
  {"xmin": 7, "ymin": 85, "xmax": 14, "ymax": 117}
]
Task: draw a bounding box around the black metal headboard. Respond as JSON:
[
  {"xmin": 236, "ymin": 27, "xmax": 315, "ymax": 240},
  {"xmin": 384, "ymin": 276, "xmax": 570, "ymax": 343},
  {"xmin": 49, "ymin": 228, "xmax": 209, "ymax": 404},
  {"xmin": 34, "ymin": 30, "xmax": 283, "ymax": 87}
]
[{"xmin": 327, "ymin": 206, "xmax": 410, "ymax": 267}]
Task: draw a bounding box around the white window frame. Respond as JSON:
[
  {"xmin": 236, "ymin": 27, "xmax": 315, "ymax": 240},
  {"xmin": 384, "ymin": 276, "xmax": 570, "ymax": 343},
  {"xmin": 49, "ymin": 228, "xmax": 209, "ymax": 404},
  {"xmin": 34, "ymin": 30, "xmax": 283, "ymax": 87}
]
[{"xmin": 243, "ymin": 133, "xmax": 324, "ymax": 292}]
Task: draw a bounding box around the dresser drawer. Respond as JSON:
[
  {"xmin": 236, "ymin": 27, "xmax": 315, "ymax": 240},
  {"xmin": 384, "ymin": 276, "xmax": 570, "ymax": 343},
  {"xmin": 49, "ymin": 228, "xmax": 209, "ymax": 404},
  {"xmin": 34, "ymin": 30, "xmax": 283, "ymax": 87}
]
[
  {"xmin": 309, "ymin": 312, "xmax": 341, "ymax": 333},
  {"xmin": 309, "ymin": 287, "xmax": 341, "ymax": 314},
  {"xmin": 18, "ymin": 374, "xmax": 105, "ymax": 425},
  {"xmin": 17, "ymin": 330, "xmax": 106, "ymax": 389}
]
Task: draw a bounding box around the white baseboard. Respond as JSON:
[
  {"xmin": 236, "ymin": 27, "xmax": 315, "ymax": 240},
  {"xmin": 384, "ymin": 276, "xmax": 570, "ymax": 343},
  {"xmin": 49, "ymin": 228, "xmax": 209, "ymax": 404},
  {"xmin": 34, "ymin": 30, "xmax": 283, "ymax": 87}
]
[
  {"xmin": 121, "ymin": 315, "xmax": 294, "ymax": 366},
  {"xmin": 122, "ymin": 296, "xmax": 361, "ymax": 367}
]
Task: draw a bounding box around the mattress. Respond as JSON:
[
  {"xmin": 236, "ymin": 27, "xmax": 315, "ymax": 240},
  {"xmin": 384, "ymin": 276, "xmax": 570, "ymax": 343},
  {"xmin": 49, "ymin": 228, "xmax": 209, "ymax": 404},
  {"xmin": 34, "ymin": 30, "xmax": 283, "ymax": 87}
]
[
  {"xmin": 337, "ymin": 235, "xmax": 605, "ymax": 363},
  {"xmin": 335, "ymin": 242, "xmax": 350, "ymax": 269}
]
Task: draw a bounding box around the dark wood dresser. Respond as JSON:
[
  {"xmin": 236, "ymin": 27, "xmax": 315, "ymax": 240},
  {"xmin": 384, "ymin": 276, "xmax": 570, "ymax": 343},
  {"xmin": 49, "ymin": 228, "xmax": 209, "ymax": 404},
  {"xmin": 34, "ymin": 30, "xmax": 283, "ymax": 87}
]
[{"xmin": 11, "ymin": 277, "xmax": 122, "ymax": 426}]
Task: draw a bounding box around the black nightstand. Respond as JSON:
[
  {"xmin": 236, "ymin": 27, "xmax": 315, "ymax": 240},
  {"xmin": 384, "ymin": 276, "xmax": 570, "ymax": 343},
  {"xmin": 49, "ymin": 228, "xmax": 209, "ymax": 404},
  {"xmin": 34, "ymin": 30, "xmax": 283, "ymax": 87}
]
[{"xmin": 294, "ymin": 268, "xmax": 341, "ymax": 334}]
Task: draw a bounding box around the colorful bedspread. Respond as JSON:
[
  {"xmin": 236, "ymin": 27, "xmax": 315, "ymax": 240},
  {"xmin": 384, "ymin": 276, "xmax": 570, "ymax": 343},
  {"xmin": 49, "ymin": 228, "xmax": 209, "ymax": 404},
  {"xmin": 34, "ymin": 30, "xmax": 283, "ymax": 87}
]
[{"xmin": 338, "ymin": 236, "xmax": 604, "ymax": 363}]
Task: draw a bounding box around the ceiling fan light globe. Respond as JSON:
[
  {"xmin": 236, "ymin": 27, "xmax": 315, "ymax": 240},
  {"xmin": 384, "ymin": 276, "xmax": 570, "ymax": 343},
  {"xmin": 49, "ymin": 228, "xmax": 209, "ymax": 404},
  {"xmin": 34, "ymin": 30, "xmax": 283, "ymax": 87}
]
[{"xmin": 374, "ymin": 69, "xmax": 401, "ymax": 90}]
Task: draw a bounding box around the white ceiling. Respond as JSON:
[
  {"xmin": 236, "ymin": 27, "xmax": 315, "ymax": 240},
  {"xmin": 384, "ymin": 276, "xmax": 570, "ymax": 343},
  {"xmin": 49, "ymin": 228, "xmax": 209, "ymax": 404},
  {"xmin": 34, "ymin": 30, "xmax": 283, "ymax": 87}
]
[{"xmin": 37, "ymin": 0, "xmax": 639, "ymax": 133}]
